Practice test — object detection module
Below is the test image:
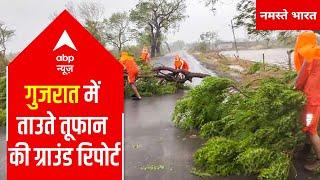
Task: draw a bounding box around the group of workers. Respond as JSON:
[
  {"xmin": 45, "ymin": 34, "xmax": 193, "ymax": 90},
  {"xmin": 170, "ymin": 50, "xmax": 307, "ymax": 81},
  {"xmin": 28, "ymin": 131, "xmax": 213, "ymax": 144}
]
[{"xmin": 119, "ymin": 47, "xmax": 190, "ymax": 100}]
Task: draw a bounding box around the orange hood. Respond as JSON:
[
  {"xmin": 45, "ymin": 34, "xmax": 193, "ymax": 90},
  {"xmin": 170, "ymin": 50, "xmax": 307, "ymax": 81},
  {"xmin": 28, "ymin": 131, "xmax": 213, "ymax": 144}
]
[{"xmin": 294, "ymin": 31, "xmax": 320, "ymax": 72}]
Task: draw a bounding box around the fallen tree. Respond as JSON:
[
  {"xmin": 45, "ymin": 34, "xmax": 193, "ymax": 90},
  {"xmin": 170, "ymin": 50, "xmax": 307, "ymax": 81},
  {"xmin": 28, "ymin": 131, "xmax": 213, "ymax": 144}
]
[
  {"xmin": 173, "ymin": 73, "xmax": 307, "ymax": 179},
  {"xmin": 153, "ymin": 66, "xmax": 210, "ymax": 83},
  {"xmin": 124, "ymin": 65, "xmax": 210, "ymax": 97},
  {"xmin": 125, "ymin": 66, "xmax": 210, "ymax": 83}
]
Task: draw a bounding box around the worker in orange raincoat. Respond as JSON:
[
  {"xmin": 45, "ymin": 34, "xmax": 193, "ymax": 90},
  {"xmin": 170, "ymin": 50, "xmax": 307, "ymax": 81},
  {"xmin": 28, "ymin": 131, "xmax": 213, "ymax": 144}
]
[
  {"xmin": 140, "ymin": 47, "xmax": 151, "ymax": 63},
  {"xmin": 174, "ymin": 54, "xmax": 189, "ymax": 71},
  {"xmin": 295, "ymin": 31, "xmax": 320, "ymax": 171},
  {"xmin": 119, "ymin": 52, "xmax": 141, "ymax": 100}
]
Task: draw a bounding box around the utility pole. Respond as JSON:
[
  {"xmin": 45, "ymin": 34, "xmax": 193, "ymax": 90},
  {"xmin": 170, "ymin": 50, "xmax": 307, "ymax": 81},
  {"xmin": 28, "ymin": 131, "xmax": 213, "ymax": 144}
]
[{"xmin": 231, "ymin": 19, "xmax": 239, "ymax": 59}]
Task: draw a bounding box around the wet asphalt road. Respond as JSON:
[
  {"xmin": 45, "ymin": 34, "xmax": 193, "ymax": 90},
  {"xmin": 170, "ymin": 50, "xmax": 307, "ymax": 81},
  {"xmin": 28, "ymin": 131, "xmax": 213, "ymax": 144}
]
[{"xmin": 125, "ymin": 92, "xmax": 202, "ymax": 180}]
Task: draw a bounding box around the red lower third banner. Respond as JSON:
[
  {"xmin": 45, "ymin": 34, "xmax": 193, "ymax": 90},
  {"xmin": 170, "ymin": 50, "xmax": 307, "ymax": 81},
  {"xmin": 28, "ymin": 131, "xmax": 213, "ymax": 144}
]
[{"xmin": 256, "ymin": 0, "xmax": 320, "ymax": 30}]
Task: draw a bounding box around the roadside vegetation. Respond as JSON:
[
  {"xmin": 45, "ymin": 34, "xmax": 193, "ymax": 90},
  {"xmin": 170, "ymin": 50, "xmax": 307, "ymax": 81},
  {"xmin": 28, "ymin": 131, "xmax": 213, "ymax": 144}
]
[
  {"xmin": 173, "ymin": 71, "xmax": 305, "ymax": 179},
  {"xmin": 0, "ymin": 21, "xmax": 18, "ymax": 126},
  {"xmin": 0, "ymin": 70, "xmax": 5, "ymax": 126}
]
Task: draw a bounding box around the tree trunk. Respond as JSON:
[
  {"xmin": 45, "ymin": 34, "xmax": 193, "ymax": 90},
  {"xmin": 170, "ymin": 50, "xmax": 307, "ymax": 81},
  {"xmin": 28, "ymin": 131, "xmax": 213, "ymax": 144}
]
[
  {"xmin": 151, "ymin": 40, "xmax": 156, "ymax": 58},
  {"xmin": 164, "ymin": 42, "xmax": 171, "ymax": 53},
  {"xmin": 153, "ymin": 66, "xmax": 209, "ymax": 83},
  {"xmin": 156, "ymin": 41, "xmax": 161, "ymax": 56},
  {"xmin": 149, "ymin": 25, "xmax": 156, "ymax": 58},
  {"xmin": 118, "ymin": 44, "xmax": 122, "ymax": 55},
  {"xmin": 155, "ymin": 29, "xmax": 161, "ymax": 56}
]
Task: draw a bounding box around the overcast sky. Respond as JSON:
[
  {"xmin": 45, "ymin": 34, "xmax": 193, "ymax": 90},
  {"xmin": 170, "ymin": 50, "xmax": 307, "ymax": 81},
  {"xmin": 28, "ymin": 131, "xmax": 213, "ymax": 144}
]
[{"xmin": 0, "ymin": 0, "xmax": 247, "ymax": 53}]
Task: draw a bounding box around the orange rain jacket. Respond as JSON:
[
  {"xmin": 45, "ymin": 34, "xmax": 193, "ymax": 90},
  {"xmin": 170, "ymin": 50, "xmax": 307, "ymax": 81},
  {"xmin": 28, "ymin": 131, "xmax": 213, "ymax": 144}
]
[
  {"xmin": 295, "ymin": 32, "xmax": 320, "ymax": 135},
  {"xmin": 296, "ymin": 59, "xmax": 320, "ymax": 135},
  {"xmin": 174, "ymin": 56, "xmax": 189, "ymax": 71},
  {"xmin": 119, "ymin": 52, "xmax": 139, "ymax": 84},
  {"xmin": 296, "ymin": 58, "xmax": 320, "ymax": 105}
]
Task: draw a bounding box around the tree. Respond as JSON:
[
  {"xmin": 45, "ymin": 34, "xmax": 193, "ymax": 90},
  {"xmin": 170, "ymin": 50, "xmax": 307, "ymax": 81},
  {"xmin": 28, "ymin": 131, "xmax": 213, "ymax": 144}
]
[
  {"xmin": 104, "ymin": 12, "xmax": 136, "ymax": 54},
  {"xmin": 204, "ymin": 0, "xmax": 320, "ymax": 48},
  {"xmin": 233, "ymin": 0, "xmax": 273, "ymax": 46},
  {"xmin": 77, "ymin": 1, "xmax": 104, "ymax": 22},
  {"xmin": 170, "ymin": 40, "xmax": 186, "ymax": 51},
  {"xmin": 0, "ymin": 22, "xmax": 14, "ymax": 58},
  {"xmin": 200, "ymin": 31, "xmax": 217, "ymax": 50},
  {"xmin": 277, "ymin": 31, "xmax": 298, "ymax": 47},
  {"xmin": 77, "ymin": 1, "xmax": 105, "ymax": 45},
  {"xmin": 130, "ymin": 0, "xmax": 187, "ymax": 57},
  {"xmin": 203, "ymin": 0, "xmax": 219, "ymax": 12},
  {"xmin": 84, "ymin": 20, "xmax": 106, "ymax": 46},
  {"xmin": 52, "ymin": 1, "xmax": 106, "ymax": 45},
  {"xmin": 203, "ymin": 0, "xmax": 273, "ymax": 47}
]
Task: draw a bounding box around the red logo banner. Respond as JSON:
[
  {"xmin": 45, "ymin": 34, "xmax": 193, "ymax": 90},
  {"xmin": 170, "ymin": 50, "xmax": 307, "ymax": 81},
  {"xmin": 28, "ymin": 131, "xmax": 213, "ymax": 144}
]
[
  {"xmin": 7, "ymin": 10, "xmax": 124, "ymax": 179},
  {"xmin": 256, "ymin": 0, "xmax": 320, "ymax": 30}
]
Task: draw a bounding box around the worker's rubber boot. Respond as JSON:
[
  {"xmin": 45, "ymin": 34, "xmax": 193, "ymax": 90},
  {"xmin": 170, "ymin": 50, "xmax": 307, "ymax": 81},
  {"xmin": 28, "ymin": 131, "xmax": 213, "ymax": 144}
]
[{"xmin": 304, "ymin": 160, "xmax": 320, "ymax": 171}]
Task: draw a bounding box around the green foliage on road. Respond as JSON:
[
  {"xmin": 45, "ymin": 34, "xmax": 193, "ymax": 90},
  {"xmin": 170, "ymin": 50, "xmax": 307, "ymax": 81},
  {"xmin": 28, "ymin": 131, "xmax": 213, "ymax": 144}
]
[
  {"xmin": 124, "ymin": 62, "xmax": 178, "ymax": 98},
  {"xmin": 173, "ymin": 77, "xmax": 233, "ymax": 130},
  {"xmin": 173, "ymin": 74, "xmax": 305, "ymax": 179},
  {"xmin": 140, "ymin": 164, "xmax": 165, "ymax": 171},
  {"xmin": 125, "ymin": 76, "xmax": 178, "ymax": 97}
]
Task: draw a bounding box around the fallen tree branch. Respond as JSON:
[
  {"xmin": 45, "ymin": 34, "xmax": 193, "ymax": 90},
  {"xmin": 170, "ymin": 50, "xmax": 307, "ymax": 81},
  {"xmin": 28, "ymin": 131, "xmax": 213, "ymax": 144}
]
[
  {"xmin": 152, "ymin": 66, "xmax": 210, "ymax": 83},
  {"xmin": 124, "ymin": 66, "xmax": 210, "ymax": 83}
]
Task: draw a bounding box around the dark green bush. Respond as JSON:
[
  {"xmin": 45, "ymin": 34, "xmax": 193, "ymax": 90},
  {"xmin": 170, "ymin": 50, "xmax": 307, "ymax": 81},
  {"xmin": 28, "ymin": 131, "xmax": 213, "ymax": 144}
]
[
  {"xmin": 125, "ymin": 77, "xmax": 177, "ymax": 97},
  {"xmin": 124, "ymin": 63, "xmax": 178, "ymax": 97},
  {"xmin": 282, "ymin": 71, "xmax": 297, "ymax": 83},
  {"xmin": 194, "ymin": 137, "xmax": 243, "ymax": 176},
  {"xmin": 258, "ymin": 154, "xmax": 291, "ymax": 180},
  {"xmin": 173, "ymin": 77, "xmax": 233, "ymax": 130},
  {"xmin": 0, "ymin": 77, "xmax": 6, "ymax": 109},
  {"xmin": 174, "ymin": 75, "xmax": 305, "ymax": 179},
  {"xmin": 247, "ymin": 62, "xmax": 262, "ymax": 74},
  {"xmin": 220, "ymin": 79, "xmax": 305, "ymax": 152},
  {"xmin": 236, "ymin": 148, "xmax": 276, "ymax": 174},
  {"xmin": 0, "ymin": 108, "xmax": 6, "ymax": 126}
]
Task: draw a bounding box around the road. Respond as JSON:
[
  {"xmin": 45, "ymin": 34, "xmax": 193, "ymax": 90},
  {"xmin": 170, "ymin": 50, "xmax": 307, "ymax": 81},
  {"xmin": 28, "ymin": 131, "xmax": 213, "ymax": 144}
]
[{"xmin": 153, "ymin": 51, "xmax": 215, "ymax": 86}]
